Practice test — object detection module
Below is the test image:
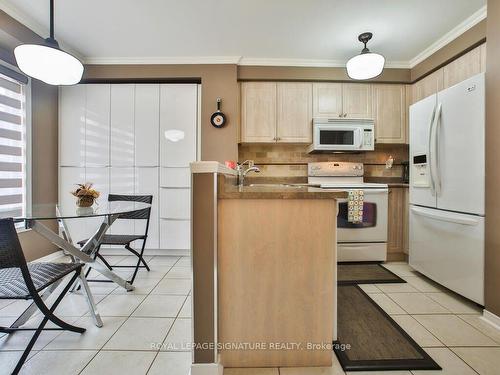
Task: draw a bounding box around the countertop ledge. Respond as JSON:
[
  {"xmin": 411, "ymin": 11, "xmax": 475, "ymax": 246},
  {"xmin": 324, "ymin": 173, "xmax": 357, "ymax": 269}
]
[
  {"xmin": 364, "ymin": 177, "xmax": 409, "ymax": 188},
  {"xmin": 219, "ymin": 184, "xmax": 348, "ymax": 200},
  {"xmin": 190, "ymin": 161, "xmax": 237, "ymax": 176}
]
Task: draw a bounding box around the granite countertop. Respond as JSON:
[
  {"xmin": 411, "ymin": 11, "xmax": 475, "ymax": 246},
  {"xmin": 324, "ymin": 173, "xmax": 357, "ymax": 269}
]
[{"xmin": 218, "ymin": 182, "xmax": 348, "ymax": 200}]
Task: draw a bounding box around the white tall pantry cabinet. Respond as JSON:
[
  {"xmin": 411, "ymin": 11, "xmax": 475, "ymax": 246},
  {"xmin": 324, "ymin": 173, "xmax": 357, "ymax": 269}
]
[{"xmin": 59, "ymin": 83, "xmax": 199, "ymax": 254}]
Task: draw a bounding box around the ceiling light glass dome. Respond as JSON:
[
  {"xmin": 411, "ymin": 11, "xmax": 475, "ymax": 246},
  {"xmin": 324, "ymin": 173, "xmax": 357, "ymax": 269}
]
[
  {"xmin": 346, "ymin": 32, "xmax": 385, "ymax": 80},
  {"xmin": 14, "ymin": 0, "xmax": 84, "ymax": 86}
]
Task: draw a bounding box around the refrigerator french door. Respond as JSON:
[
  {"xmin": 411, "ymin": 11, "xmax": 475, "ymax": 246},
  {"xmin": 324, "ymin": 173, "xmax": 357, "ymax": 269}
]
[{"xmin": 409, "ymin": 73, "xmax": 485, "ymax": 305}]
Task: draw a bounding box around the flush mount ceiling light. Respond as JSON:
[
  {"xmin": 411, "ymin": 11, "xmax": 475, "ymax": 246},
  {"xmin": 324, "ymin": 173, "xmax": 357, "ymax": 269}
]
[
  {"xmin": 346, "ymin": 32, "xmax": 385, "ymax": 80},
  {"xmin": 14, "ymin": 0, "xmax": 83, "ymax": 85}
]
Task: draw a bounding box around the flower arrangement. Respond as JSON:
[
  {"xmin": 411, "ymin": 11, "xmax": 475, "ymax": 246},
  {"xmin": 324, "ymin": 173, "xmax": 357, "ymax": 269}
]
[{"xmin": 71, "ymin": 183, "xmax": 100, "ymax": 207}]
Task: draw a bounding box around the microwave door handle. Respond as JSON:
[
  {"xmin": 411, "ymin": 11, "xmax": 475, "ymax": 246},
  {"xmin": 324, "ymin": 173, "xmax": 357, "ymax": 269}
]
[{"xmin": 356, "ymin": 129, "xmax": 363, "ymax": 148}]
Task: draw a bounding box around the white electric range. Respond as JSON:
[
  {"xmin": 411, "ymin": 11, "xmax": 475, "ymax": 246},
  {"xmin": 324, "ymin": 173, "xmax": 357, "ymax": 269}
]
[{"xmin": 308, "ymin": 162, "xmax": 389, "ymax": 262}]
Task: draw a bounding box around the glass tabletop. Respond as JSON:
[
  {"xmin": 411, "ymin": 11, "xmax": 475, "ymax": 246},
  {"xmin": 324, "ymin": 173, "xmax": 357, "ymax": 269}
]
[{"xmin": 4, "ymin": 201, "xmax": 151, "ymax": 221}]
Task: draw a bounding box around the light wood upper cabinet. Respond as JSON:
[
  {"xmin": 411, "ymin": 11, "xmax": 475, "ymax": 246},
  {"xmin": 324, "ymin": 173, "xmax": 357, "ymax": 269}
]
[
  {"xmin": 480, "ymin": 43, "xmax": 487, "ymax": 72},
  {"xmin": 277, "ymin": 83, "xmax": 312, "ymax": 142},
  {"xmin": 241, "ymin": 82, "xmax": 277, "ymax": 142},
  {"xmin": 411, "ymin": 68, "xmax": 444, "ymax": 104},
  {"xmin": 312, "ymin": 83, "xmax": 343, "ymax": 118},
  {"xmin": 342, "ymin": 83, "xmax": 373, "ymax": 119},
  {"xmin": 411, "ymin": 44, "xmax": 487, "ymax": 105},
  {"xmin": 443, "ymin": 45, "xmax": 482, "ymax": 89},
  {"xmin": 372, "ymin": 84, "xmax": 406, "ymax": 144},
  {"xmin": 312, "ymin": 83, "xmax": 372, "ymax": 119}
]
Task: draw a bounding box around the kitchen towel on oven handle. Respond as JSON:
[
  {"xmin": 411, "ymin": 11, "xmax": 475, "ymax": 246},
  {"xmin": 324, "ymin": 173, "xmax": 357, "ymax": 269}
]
[{"xmin": 348, "ymin": 190, "xmax": 364, "ymax": 224}]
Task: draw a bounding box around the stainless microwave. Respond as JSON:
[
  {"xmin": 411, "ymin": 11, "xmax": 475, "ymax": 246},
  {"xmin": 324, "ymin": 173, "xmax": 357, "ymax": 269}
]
[{"xmin": 308, "ymin": 118, "xmax": 375, "ymax": 153}]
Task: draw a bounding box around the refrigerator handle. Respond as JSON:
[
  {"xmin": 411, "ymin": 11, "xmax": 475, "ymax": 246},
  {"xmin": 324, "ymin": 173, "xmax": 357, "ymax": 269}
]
[
  {"xmin": 410, "ymin": 206, "xmax": 480, "ymax": 226},
  {"xmin": 432, "ymin": 103, "xmax": 442, "ymax": 195},
  {"xmin": 427, "ymin": 104, "xmax": 437, "ymax": 195}
]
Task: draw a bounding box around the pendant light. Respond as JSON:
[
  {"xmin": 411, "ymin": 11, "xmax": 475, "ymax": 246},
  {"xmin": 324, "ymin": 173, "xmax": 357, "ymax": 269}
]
[
  {"xmin": 14, "ymin": 0, "xmax": 83, "ymax": 85},
  {"xmin": 346, "ymin": 32, "xmax": 385, "ymax": 80}
]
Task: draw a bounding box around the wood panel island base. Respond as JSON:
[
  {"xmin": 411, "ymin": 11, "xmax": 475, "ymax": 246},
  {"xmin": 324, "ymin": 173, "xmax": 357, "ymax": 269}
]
[{"xmin": 190, "ymin": 162, "xmax": 347, "ymax": 373}]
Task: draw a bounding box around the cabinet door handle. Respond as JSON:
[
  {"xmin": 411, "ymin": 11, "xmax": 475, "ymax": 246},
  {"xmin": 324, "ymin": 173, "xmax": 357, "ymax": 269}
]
[
  {"xmin": 343, "ymin": 113, "xmax": 347, "ymax": 117},
  {"xmin": 276, "ymin": 137, "xmax": 281, "ymax": 141},
  {"xmin": 338, "ymin": 114, "xmax": 342, "ymax": 117}
]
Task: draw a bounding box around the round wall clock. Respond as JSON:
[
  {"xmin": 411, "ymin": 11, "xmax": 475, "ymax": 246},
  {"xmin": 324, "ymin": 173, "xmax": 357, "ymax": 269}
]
[{"xmin": 210, "ymin": 98, "xmax": 227, "ymax": 128}]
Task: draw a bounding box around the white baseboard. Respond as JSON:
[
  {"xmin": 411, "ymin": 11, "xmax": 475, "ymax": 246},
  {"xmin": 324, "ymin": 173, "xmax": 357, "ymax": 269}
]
[
  {"xmin": 190, "ymin": 363, "xmax": 223, "ymax": 375},
  {"xmin": 482, "ymin": 309, "xmax": 500, "ymax": 331},
  {"xmin": 99, "ymin": 248, "xmax": 190, "ymax": 257},
  {"xmin": 33, "ymin": 250, "xmax": 65, "ymax": 262}
]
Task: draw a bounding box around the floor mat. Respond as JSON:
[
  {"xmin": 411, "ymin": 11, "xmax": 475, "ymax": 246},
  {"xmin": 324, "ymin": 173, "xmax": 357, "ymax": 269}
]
[
  {"xmin": 338, "ymin": 262, "xmax": 405, "ymax": 284},
  {"xmin": 334, "ymin": 285, "xmax": 441, "ymax": 371}
]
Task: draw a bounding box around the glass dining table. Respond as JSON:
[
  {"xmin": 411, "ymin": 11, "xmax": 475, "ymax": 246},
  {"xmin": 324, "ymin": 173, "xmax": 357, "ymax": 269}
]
[{"xmin": 2, "ymin": 201, "xmax": 151, "ymax": 328}]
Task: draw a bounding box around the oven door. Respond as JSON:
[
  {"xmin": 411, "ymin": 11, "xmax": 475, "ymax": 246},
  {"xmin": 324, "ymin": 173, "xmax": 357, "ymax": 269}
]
[
  {"xmin": 314, "ymin": 125, "xmax": 362, "ymax": 151},
  {"xmin": 336, "ymin": 188, "xmax": 388, "ymax": 243}
]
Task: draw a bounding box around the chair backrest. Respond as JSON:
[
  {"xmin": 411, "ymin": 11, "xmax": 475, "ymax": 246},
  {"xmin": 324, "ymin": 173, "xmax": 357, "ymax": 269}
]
[
  {"xmin": 0, "ymin": 218, "xmax": 28, "ymax": 270},
  {"xmin": 0, "ymin": 218, "xmax": 48, "ymax": 298},
  {"xmin": 108, "ymin": 194, "xmax": 153, "ymax": 220}
]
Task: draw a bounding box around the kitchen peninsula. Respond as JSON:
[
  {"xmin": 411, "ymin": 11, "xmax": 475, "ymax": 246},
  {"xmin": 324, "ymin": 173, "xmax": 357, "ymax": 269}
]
[{"xmin": 190, "ymin": 162, "xmax": 347, "ymax": 371}]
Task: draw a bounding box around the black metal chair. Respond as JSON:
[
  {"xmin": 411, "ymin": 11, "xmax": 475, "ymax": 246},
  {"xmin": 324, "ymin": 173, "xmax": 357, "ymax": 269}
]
[
  {"xmin": 0, "ymin": 218, "xmax": 86, "ymax": 374},
  {"xmin": 78, "ymin": 194, "xmax": 153, "ymax": 284}
]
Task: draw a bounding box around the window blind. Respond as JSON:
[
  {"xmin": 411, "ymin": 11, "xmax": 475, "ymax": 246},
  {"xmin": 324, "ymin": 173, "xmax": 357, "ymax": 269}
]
[{"xmin": 0, "ymin": 72, "xmax": 26, "ymax": 219}]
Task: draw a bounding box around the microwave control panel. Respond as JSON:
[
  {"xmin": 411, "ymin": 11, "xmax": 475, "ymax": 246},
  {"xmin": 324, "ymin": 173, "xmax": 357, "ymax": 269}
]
[{"xmin": 363, "ymin": 129, "xmax": 373, "ymax": 148}]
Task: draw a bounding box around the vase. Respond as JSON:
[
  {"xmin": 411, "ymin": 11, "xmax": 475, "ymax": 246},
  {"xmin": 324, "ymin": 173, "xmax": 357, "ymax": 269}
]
[{"xmin": 76, "ymin": 195, "xmax": 95, "ymax": 208}]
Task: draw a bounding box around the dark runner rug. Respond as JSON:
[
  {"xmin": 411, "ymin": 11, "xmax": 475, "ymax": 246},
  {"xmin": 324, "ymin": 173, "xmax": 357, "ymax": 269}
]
[
  {"xmin": 334, "ymin": 285, "xmax": 441, "ymax": 371},
  {"xmin": 338, "ymin": 262, "xmax": 405, "ymax": 285}
]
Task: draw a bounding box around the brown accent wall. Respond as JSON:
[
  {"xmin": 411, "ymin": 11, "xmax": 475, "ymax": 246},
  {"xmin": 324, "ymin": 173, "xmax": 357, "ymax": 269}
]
[
  {"xmin": 411, "ymin": 20, "xmax": 486, "ymax": 81},
  {"xmin": 485, "ymin": 3, "xmax": 500, "ymax": 316},
  {"xmin": 238, "ymin": 66, "xmax": 410, "ymax": 83},
  {"xmin": 83, "ymin": 64, "xmax": 239, "ymax": 163},
  {"xmin": 0, "ymin": 11, "xmax": 59, "ymax": 261}
]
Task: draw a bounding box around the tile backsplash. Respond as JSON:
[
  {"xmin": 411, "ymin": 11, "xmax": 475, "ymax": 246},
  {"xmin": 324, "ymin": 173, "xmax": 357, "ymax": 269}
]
[{"xmin": 238, "ymin": 143, "xmax": 409, "ymax": 178}]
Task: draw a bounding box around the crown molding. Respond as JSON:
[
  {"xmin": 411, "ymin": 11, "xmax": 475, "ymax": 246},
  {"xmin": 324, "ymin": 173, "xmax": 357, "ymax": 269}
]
[
  {"xmin": 238, "ymin": 57, "xmax": 410, "ymax": 69},
  {"xmin": 0, "ymin": 0, "xmax": 84, "ymax": 61},
  {"xmin": 409, "ymin": 5, "xmax": 487, "ymax": 68},
  {"xmin": 84, "ymin": 56, "xmax": 410, "ymax": 69},
  {"xmin": 84, "ymin": 56, "xmax": 243, "ymax": 65}
]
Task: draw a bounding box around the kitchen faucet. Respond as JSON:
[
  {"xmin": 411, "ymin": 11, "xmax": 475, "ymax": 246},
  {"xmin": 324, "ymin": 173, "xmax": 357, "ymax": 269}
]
[{"xmin": 237, "ymin": 160, "xmax": 260, "ymax": 187}]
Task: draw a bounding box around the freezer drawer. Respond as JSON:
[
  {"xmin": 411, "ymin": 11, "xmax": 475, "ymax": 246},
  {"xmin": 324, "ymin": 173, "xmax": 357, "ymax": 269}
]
[{"xmin": 409, "ymin": 205, "xmax": 484, "ymax": 305}]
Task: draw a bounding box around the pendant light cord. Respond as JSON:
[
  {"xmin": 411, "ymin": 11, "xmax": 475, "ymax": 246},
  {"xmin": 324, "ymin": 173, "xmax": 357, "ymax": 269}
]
[{"xmin": 49, "ymin": 0, "xmax": 54, "ymax": 39}]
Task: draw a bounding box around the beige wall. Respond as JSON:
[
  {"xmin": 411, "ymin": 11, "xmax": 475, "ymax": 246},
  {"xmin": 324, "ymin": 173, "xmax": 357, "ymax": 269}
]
[
  {"xmin": 485, "ymin": 3, "xmax": 500, "ymax": 316},
  {"xmin": 83, "ymin": 64, "xmax": 239, "ymax": 163},
  {"xmin": 0, "ymin": 11, "xmax": 59, "ymax": 261}
]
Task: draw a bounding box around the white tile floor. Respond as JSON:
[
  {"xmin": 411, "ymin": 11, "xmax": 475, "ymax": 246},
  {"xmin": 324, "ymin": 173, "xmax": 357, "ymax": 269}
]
[
  {"xmin": 1, "ymin": 259, "xmax": 500, "ymax": 375},
  {"xmin": 0, "ymin": 255, "xmax": 192, "ymax": 375},
  {"xmin": 226, "ymin": 262, "xmax": 500, "ymax": 375}
]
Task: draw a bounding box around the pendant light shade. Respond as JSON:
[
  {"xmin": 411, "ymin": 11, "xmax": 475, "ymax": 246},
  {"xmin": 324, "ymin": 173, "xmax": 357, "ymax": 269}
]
[
  {"xmin": 14, "ymin": 0, "xmax": 83, "ymax": 85},
  {"xmin": 346, "ymin": 32, "xmax": 385, "ymax": 80}
]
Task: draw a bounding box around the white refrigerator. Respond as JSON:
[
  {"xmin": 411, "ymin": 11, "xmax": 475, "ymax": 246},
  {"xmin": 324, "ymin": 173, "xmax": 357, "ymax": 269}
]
[{"xmin": 409, "ymin": 73, "xmax": 485, "ymax": 305}]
